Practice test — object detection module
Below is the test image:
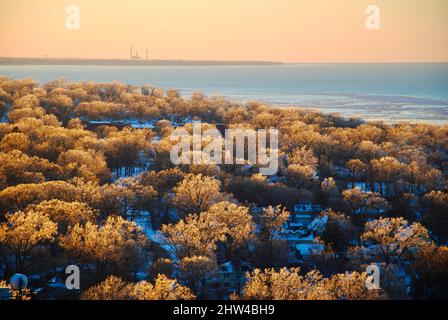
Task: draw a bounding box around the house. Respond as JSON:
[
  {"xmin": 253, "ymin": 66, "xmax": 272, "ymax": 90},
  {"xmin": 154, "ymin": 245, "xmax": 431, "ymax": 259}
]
[
  {"xmin": 308, "ymin": 215, "xmax": 329, "ymax": 234},
  {"xmin": 34, "ymin": 278, "xmax": 79, "ymax": 300},
  {"xmin": 293, "ymin": 203, "xmax": 324, "ymax": 216},
  {"xmin": 290, "ymin": 203, "xmax": 326, "ymax": 228},
  {"xmin": 295, "ymin": 238, "xmax": 325, "ymax": 260},
  {"xmin": 276, "ymin": 228, "xmax": 325, "ymax": 261},
  {"xmin": 289, "ymin": 214, "xmax": 314, "ymax": 227},
  {"xmin": 277, "ymin": 211, "xmax": 328, "ymax": 262},
  {"xmin": 207, "ymin": 261, "xmax": 251, "ymax": 299},
  {"xmin": 253, "ymin": 204, "xmax": 329, "ymax": 262}
]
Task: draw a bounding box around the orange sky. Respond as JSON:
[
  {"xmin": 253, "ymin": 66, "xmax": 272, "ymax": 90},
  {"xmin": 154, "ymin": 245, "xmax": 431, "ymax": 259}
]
[{"xmin": 0, "ymin": 0, "xmax": 447, "ymax": 62}]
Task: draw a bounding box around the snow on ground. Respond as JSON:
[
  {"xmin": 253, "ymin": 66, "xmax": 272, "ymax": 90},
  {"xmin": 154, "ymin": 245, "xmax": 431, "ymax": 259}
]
[{"xmin": 127, "ymin": 211, "xmax": 177, "ymax": 261}]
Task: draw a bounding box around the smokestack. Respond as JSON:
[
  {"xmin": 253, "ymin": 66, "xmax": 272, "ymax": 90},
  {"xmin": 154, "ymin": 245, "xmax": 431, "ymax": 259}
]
[
  {"xmin": 146, "ymin": 49, "xmax": 148, "ymax": 60},
  {"xmin": 130, "ymin": 46, "xmax": 133, "ymax": 59}
]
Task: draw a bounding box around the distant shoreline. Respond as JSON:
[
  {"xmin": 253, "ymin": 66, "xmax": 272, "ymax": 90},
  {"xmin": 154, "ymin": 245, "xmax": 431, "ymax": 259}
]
[
  {"xmin": 0, "ymin": 57, "xmax": 284, "ymax": 66},
  {"xmin": 1, "ymin": 57, "xmax": 446, "ymax": 66}
]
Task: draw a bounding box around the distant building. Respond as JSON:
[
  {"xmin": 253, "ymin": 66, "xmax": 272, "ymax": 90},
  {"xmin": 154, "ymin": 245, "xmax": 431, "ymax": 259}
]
[{"xmin": 130, "ymin": 46, "xmax": 141, "ymax": 60}]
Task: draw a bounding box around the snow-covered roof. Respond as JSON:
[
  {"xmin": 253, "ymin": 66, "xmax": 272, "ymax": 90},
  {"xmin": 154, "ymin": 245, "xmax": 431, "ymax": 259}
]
[
  {"xmin": 295, "ymin": 243, "xmax": 324, "ymax": 256},
  {"xmin": 294, "ymin": 204, "xmax": 324, "ymax": 213},
  {"xmin": 276, "ymin": 232, "xmax": 315, "ymax": 241},
  {"xmin": 308, "ymin": 215, "xmax": 328, "ymax": 232}
]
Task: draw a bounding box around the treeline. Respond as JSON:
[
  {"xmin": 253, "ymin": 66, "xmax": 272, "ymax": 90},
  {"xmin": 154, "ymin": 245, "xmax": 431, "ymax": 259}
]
[{"xmin": 0, "ymin": 76, "xmax": 447, "ymax": 300}]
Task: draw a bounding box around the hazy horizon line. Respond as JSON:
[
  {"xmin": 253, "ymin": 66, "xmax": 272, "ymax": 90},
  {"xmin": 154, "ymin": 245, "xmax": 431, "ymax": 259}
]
[{"xmin": 1, "ymin": 56, "xmax": 448, "ymax": 65}]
